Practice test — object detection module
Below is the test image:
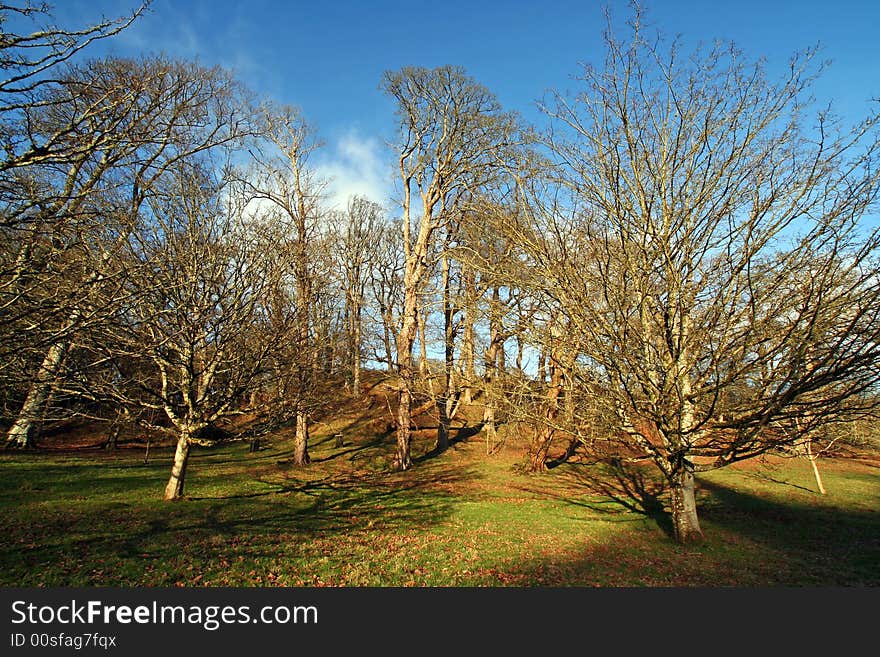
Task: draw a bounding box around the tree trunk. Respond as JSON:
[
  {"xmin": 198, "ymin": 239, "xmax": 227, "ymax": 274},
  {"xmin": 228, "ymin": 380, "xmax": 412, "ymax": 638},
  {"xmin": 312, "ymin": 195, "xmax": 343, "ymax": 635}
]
[
  {"xmin": 670, "ymin": 466, "xmax": 703, "ymax": 544},
  {"xmin": 394, "ymin": 149, "xmax": 440, "ymax": 471},
  {"xmin": 529, "ymin": 346, "xmax": 563, "ymax": 472},
  {"xmin": 105, "ymin": 426, "xmax": 120, "ymax": 450},
  {"xmin": 667, "ymin": 305, "xmax": 703, "ymax": 543},
  {"xmin": 483, "ymin": 402, "xmax": 496, "ymax": 452},
  {"xmin": 530, "ymin": 427, "xmax": 555, "ymax": 472},
  {"xmin": 290, "ymin": 158, "xmax": 313, "ymax": 461},
  {"xmin": 164, "ymin": 429, "xmax": 191, "ymax": 500},
  {"xmin": 436, "ymin": 407, "xmax": 450, "ymax": 452},
  {"xmin": 417, "ymin": 304, "xmax": 430, "ymax": 385},
  {"xmin": 105, "ymin": 408, "xmax": 129, "ymax": 450},
  {"xmin": 515, "ymin": 330, "xmax": 525, "ymax": 373},
  {"xmin": 5, "ymin": 341, "xmax": 67, "ymax": 448},
  {"xmin": 352, "ymin": 305, "xmax": 362, "ymax": 397},
  {"xmin": 436, "ymin": 383, "xmax": 460, "ymax": 453},
  {"xmin": 395, "ymin": 253, "xmax": 422, "ymax": 470},
  {"xmin": 382, "ymin": 313, "xmax": 395, "ymax": 373},
  {"xmin": 436, "ymin": 253, "xmax": 456, "ymax": 453},
  {"xmin": 795, "ymin": 409, "xmax": 827, "ymax": 496},
  {"xmin": 293, "ymin": 410, "xmax": 311, "ymax": 465},
  {"xmin": 805, "ymin": 436, "xmax": 827, "ymax": 495},
  {"xmin": 396, "ymin": 379, "xmax": 413, "ymax": 469},
  {"xmin": 461, "ymin": 265, "xmax": 476, "ymax": 404},
  {"xmin": 482, "ymin": 285, "xmax": 504, "ymax": 450}
]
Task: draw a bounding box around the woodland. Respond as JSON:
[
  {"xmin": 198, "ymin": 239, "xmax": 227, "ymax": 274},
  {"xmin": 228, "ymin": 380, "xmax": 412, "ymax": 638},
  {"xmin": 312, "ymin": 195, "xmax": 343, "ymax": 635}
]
[{"xmin": 1, "ymin": 0, "xmax": 878, "ymax": 580}]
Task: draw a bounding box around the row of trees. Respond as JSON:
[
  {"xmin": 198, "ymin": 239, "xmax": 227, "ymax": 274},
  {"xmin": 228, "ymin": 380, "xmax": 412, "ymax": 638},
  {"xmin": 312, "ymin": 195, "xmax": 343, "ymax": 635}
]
[{"xmin": 2, "ymin": 3, "xmax": 879, "ymax": 543}]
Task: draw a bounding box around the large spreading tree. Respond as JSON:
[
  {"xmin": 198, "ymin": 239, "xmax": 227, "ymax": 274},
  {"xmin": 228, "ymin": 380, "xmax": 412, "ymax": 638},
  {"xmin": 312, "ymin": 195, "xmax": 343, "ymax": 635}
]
[{"xmin": 494, "ymin": 10, "xmax": 880, "ymax": 543}]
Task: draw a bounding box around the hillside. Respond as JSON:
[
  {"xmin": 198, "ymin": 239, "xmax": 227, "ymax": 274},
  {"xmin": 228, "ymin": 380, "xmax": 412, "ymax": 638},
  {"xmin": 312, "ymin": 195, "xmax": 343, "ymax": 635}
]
[{"xmin": 0, "ymin": 373, "xmax": 878, "ymax": 587}]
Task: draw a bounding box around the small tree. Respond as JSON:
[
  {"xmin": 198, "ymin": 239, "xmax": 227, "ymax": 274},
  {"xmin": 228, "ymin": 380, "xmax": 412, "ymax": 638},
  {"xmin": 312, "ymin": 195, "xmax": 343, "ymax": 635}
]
[
  {"xmin": 367, "ymin": 218, "xmax": 404, "ymax": 374},
  {"xmin": 95, "ymin": 165, "xmax": 298, "ymax": 499}
]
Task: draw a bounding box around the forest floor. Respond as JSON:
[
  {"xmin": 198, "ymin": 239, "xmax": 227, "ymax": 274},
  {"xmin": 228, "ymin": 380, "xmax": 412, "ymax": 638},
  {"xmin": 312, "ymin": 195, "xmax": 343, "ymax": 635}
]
[{"xmin": 1, "ymin": 376, "xmax": 878, "ymax": 587}]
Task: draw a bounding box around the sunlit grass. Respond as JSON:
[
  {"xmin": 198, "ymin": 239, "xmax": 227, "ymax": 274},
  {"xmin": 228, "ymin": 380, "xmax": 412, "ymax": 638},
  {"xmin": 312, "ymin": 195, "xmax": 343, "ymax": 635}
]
[{"xmin": 0, "ymin": 425, "xmax": 877, "ymax": 587}]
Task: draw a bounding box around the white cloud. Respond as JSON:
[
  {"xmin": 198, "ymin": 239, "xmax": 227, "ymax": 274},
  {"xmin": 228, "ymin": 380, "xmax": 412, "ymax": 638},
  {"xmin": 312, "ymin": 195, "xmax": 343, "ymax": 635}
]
[{"xmin": 316, "ymin": 131, "xmax": 393, "ymax": 212}]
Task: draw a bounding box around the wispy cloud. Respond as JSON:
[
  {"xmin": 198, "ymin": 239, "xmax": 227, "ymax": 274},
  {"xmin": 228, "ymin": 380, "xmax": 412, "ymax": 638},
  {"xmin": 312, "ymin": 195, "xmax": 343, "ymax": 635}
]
[
  {"xmin": 71, "ymin": 1, "xmax": 201, "ymax": 59},
  {"xmin": 315, "ymin": 130, "xmax": 393, "ymax": 213},
  {"xmin": 90, "ymin": 2, "xmax": 262, "ymax": 82}
]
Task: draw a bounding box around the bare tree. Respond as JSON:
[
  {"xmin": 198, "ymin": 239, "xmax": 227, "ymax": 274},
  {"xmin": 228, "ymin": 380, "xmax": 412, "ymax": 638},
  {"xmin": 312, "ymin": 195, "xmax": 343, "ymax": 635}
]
[
  {"xmin": 500, "ymin": 9, "xmax": 880, "ymax": 542},
  {"xmin": 1, "ymin": 2, "xmax": 148, "ymax": 391},
  {"xmin": 244, "ymin": 104, "xmax": 325, "ymax": 466},
  {"xmin": 0, "ymin": 2, "xmax": 148, "ymax": 175},
  {"xmin": 329, "ymin": 195, "xmax": 385, "ymax": 396},
  {"xmin": 3, "ymin": 55, "xmax": 254, "ymax": 447},
  {"xmin": 382, "ymin": 65, "xmax": 519, "ymax": 469},
  {"xmin": 367, "ymin": 218, "xmax": 404, "ymax": 374},
  {"xmin": 458, "ymin": 202, "xmax": 526, "ymax": 451},
  {"xmin": 90, "ymin": 164, "xmax": 298, "ymax": 499}
]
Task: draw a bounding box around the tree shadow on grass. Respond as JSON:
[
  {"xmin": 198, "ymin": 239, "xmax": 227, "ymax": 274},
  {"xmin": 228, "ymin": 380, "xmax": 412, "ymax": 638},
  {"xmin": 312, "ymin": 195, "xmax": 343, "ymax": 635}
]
[
  {"xmin": 308, "ymin": 434, "xmax": 388, "ymax": 464},
  {"xmin": 695, "ymin": 478, "xmax": 880, "ymax": 582},
  {"xmin": 173, "ymin": 469, "xmax": 469, "ymax": 564},
  {"xmin": 517, "ymin": 458, "xmax": 676, "ymax": 539},
  {"xmin": 730, "ymin": 457, "xmax": 820, "ymax": 494},
  {"xmin": 598, "ymin": 459, "xmax": 673, "ymax": 538},
  {"xmin": 0, "ymin": 450, "xmax": 478, "ymax": 585},
  {"xmin": 478, "ymin": 469, "xmax": 880, "ymax": 586},
  {"xmin": 455, "ymin": 423, "xmax": 485, "ymax": 441},
  {"xmin": 414, "ymin": 422, "xmax": 486, "ymax": 462}
]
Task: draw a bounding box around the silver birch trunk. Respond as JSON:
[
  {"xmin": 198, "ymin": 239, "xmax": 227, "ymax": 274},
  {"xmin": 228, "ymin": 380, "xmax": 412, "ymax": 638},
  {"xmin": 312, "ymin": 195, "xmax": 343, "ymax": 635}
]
[
  {"xmin": 805, "ymin": 436, "xmax": 827, "ymax": 495},
  {"xmin": 5, "ymin": 341, "xmax": 68, "ymax": 447},
  {"xmin": 164, "ymin": 428, "xmax": 191, "ymax": 500}
]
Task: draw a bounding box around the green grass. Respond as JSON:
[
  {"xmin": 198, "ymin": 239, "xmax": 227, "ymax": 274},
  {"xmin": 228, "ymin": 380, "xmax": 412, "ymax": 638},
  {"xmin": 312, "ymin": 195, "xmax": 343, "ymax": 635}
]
[{"xmin": 0, "ymin": 421, "xmax": 877, "ymax": 587}]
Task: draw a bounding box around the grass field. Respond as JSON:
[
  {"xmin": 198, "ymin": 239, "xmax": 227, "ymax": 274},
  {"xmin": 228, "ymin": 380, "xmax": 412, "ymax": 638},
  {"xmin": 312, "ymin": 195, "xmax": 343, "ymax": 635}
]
[{"xmin": 1, "ymin": 402, "xmax": 877, "ymax": 588}]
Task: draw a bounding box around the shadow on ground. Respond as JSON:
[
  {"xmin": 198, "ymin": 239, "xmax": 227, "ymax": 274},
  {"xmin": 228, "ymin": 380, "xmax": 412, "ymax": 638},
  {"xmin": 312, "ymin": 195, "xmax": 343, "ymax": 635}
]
[
  {"xmin": 513, "ymin": 458, "xmax": 676, "ymax": 538},
  {"xmin": 496, "ymin": 461, "xmax": 880, "ymax": 586},
  {"xmin": 0, "ymin": 445, "xmax": 477, "ymax": 586}
]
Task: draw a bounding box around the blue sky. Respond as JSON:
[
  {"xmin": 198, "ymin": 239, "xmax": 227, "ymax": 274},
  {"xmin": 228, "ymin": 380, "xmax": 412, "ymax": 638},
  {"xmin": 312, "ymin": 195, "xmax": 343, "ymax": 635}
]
[{"xmin": 31, "ymin": 1, "xmax": 880, "ymax": 208}]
